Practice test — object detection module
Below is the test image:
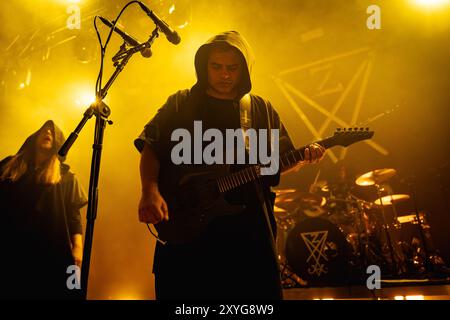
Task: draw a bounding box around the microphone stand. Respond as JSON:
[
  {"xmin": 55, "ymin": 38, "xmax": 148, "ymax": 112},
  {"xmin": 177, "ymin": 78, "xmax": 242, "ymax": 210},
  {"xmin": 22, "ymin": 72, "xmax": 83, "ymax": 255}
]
[{"xmin": 59, "ymin": 27, "xmax": 160, "ymax": 300}]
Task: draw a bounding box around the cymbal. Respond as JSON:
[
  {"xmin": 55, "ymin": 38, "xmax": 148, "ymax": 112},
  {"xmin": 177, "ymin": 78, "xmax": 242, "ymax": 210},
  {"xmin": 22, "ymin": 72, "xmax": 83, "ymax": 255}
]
[
  {"xmin": 374, "ymin": 194, "xmax": 410, "ymax": 206},
  {"xmin": 275, "ymin": 191, "xmax": 325, "ymax": 211},
  {"xmin": 355, "ymin": 168, "xmax": 397, "ymax": 186},
  {"xmin": 273, "ymin": 205, "xmax": 287, "ymax": 213},
  {"xmin": 273, "ymin": 188, "xmax": 297, "ymax": 196}
]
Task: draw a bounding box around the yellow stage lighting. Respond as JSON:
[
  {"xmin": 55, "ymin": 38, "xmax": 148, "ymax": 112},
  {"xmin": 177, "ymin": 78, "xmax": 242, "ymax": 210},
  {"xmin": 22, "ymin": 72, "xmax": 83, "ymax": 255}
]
[
  {"xmin": 169, "ymin": 4, "xmax": 175, "ymax": 15},
  {"xmin": 412, "ymin": 0, "xmax": 449, "ymax": 8},
  {"xmin": 405, "ymin": 295, "xmax": 425, "ymax": 300},
  {"xmin": 75, "ymin": 91, "xmax": 97, "ymax": 108}
]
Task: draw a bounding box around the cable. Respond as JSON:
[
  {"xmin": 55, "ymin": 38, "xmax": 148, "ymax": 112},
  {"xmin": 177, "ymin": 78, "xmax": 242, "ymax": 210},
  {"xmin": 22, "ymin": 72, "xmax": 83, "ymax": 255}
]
[
  {"xmin": 146, "ymin": 223, "xmax": 167, "ymax": 245},
  {"xmin": 93, "ymin": 16, "xmax": 104, "ymax": 98},
  {"xmin": 93, "ymin": 1, "xmax": 142, "ymax": 99},
  {"xmin": 93, "ymin": 1, "xmax": 168, "ymax": 246}
]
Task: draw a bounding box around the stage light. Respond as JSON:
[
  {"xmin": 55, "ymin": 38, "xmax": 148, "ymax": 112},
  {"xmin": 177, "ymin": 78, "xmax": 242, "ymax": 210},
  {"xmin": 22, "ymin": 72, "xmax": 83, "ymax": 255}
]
[
  {"xmin": 178, "ymin": 21, "xmax": 189, "ymax": 29},
  {"xmin": 405, "ymin": 295, "xmax": 425, "ymax": 300},
  {"xmin": 17, "ymin": 69, "xmax": 32, "ymax": 91},
  {"xmin": 75, "ymin": 90, "xmax": 96, "ymax": 108},
  {"xmin": 169, "ymin": 4, "xmax": 175, "ymax": 15},
  {"xmin": 115, "ymin": 295, "xmax": 140, "ymax": 300},
  {"xmin": 394, "ymin": 295, "xmax": 425, "ymax": 300},
  {"xmin": 72, "ymin": 32, "xmax": 97, "ymax": 64},
  {"xmin": 412, "ymin": 0, "xmax": 449, "ymax": 8}
]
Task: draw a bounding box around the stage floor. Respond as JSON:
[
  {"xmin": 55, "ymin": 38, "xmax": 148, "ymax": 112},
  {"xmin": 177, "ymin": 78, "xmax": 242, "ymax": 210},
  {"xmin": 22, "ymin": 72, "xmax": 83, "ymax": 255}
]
[{"xmin": 282, "ymin": 278, "xmax": 450, "ymax": 300}]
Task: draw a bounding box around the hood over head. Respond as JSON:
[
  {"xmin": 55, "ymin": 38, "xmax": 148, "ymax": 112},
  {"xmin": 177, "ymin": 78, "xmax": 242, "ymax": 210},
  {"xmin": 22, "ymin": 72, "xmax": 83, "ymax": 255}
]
[
  {"xmin": 17, "ymin": 120, "xmax": 67, "ymax": 163},
  {"xmin": 194, "ymin": 31, "xmax": 255, "ymax": 99}
]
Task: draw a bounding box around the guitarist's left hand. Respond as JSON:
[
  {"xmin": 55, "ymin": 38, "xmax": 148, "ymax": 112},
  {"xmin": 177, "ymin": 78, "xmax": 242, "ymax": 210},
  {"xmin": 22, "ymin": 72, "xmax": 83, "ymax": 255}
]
[
  {"xmin": 304, "ymin": 143, "xmax": 326, "ymax": 164},
  {"xmin": 285, "ymin": 143, "xmax": 325, "ymax": 174}
]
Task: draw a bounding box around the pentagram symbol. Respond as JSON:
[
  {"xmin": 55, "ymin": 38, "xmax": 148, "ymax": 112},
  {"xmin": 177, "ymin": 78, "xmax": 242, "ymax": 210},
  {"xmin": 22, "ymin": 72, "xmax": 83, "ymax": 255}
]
[
  {"xmin": 300, "ymin": 231, "xmax": 329, "ymax": 277},
  {"xmin": 275, "ymin": 47, "xmax": 388, "ymax": 162}
]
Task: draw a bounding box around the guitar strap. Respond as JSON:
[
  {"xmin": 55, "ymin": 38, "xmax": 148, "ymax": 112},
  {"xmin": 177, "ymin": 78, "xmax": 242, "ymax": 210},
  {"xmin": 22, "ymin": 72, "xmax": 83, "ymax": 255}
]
[
  {"xmin": 239, "ymin": 93, "xmax": 253, "ymax": 152},
  {"xmin": 240, "ymin": 94, "xmax": 281, "ymax": 298}
]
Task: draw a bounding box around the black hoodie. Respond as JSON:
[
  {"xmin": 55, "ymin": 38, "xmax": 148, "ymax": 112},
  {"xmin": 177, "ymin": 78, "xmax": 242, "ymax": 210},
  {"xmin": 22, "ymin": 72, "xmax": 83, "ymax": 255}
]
[
  {"xmin": 135, "ymin": 31, "xmax": 289, "ymax": 299},
  {"xmin": 193, "ymin": 30, "xmax": 254, "ymax": 99},
  {"xmin": 0, "ymin": 121, "xmax": 87, "ymax": 299},
  {"xmin": 17, "ymin": 120, "xmax": 67, "ymax": 163},
  {"xmin": 135, "ymin": 31, "xmax": 293, "ymax": 164}
]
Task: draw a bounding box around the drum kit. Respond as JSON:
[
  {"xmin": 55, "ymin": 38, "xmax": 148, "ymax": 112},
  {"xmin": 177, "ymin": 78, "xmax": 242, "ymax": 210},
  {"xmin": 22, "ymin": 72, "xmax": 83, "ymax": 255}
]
[{"xmin": 274, "ymin": 168, "xmax": 446, "ymax": 288}]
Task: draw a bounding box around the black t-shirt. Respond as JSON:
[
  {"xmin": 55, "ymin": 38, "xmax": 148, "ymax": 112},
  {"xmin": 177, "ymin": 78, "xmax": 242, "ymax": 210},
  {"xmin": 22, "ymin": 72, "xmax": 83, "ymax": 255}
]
[
  {"xmin": 199, "ymin": 94, "xmax": 242, "ymax": 163},
  {"xmin": 136, "ymin": 90, "xmax": 291, "ymax": 299},
  {"xmin": 202, "ymin": 94, "xmax": 240, "ymax": 130},
  {"xmin": 0, "ymin": 158, "xmax": 87, "ymax": 299}
]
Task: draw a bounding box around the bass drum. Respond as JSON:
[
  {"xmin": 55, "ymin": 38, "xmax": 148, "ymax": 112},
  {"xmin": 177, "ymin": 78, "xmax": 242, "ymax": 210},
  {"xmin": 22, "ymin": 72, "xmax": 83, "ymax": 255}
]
[{"xmin": 285, "ymin": 218, "xmax": 353, "ymax": 286}]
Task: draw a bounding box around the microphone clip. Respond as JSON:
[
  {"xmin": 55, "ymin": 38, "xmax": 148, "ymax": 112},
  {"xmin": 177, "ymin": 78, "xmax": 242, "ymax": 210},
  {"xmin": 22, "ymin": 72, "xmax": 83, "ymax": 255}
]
[{"xmin": 112, "ymin": 27, "xmax": 159, "ymax": 64}]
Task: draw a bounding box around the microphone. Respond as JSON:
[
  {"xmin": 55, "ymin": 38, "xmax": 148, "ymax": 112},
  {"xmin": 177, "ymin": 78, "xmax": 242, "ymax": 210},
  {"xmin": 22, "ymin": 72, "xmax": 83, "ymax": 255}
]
[
  {"xmin": 137, "ymin": 1, "xmax": 181, "ymax": 45},
  {"xmin": 98, "ymin": 16, "xmax": 152, "ymax": 58}
]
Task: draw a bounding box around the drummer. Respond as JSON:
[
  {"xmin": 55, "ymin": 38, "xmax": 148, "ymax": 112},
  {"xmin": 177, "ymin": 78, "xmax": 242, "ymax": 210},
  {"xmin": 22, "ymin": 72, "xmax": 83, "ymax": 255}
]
[{"xmin": 309, "ymin": 162, "xmax": 356, "ymax": 225}]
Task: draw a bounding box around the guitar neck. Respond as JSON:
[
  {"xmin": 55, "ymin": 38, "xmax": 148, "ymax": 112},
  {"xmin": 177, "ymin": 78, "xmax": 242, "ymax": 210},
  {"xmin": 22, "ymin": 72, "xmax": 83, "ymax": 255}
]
[
  {"xmin": 215, "ymin": 138, "xmax": 330, "ymax": 193},
  {"xmin": 215, "ymin": 128, "xmax": 373, "ymax": 194},
  {"xmin": 278, "ymin": 136, "xmax": 337, "ymax": 173}
]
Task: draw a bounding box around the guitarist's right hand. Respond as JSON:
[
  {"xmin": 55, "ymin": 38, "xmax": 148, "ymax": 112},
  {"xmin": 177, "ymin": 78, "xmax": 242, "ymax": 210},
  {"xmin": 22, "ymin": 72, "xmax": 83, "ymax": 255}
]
[{"xmin": 138, "ymin": 187, "xmax": 169, "ymax": 224}]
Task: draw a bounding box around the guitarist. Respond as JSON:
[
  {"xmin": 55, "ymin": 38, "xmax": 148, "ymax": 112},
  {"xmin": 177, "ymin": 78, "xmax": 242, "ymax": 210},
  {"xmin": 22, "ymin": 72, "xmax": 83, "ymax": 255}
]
[{"xmin": 134, "ymin": 31, "xmax": 325, "ymax": 300}]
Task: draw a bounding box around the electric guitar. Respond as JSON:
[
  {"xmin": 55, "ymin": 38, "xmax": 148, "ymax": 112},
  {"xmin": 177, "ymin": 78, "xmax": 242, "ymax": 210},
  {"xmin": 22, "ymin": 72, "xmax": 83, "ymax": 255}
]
[{"xmin": 156, "ymin": 128, "xmax": 374, "ymax": 244}]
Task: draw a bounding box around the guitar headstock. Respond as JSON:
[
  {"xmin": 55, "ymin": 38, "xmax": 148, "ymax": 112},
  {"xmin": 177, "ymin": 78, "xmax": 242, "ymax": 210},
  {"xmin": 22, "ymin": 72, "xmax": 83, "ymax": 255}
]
[{"xmin": 332, "ymin": 127, "xmax": 374, "ymax": 147}]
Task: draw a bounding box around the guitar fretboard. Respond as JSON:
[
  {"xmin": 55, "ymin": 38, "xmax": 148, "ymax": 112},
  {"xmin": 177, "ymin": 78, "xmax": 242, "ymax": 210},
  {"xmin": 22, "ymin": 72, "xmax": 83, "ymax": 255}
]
[
  {"xmin": 215, "ymin": 129, "xmax": 372, "ymax": 193},
  {"xmin": 215, "ymin": 145, "xmax": 313, "ymax": 193}
]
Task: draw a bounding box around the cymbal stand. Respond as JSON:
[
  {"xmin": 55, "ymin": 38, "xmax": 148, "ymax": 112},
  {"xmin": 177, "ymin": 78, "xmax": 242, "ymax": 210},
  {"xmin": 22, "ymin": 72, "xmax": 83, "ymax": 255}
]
[
  {"xmin": 354, "ymin": 198, "xmax": 370, "ymax": 271},
  {"xmin": 375, "ymin": 184, "xmax": 398, "ymax": 275},
  {"xmin": 276, "ymin": 226, "xmax": 307, "ymax": 288},
  {"xmin": 408, "ymin": 181, "xmax": 433, "ymax": 273},
  {"xmin": 390, "ymin": 196, "xmax": 401, "ymax": 229}
]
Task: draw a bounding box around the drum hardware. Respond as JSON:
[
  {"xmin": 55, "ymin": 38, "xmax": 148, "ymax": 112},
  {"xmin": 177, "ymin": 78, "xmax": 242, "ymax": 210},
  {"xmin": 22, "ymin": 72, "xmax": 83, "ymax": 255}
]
[
  {"xmin": 377, "ymin": 185, "xmax": 402, "ymax": 274},
  {"xmin": 406, "ymin": 177, "xmax": 434, "ymax": 273},
  {"xmin": 396, "ymin": 211, "xmax": 432, "ymax": 274},
  {"xmin": 355, "ymin": 168, "xmax": 397, "ymax": 187},
  {"xmin": 327, "ymin": 197, "xmax": 374, "ymax": 210},
  {"xmin": 275, "ymin": 191, "xmax": 327, "ymax": 219},
  {"xmin": 275, "ymin": 191, "xmax": 325, "ymax": 209},
  {"xmin": 397, "ymin": 212, "xmax": 428, "ymax": 225},
  {"xmin": 350, "ymin": 198, "xmax": 373, "ymax": 273},
  {"xmin": 274, "ymin": 208, "xmax": 308, "ymax": 288},
  {"xmin": 374, "ymin": 194, "xmax": 410, "ymax": 206},
  {"xmin": 275, "ymin": 166, "xmax": 449, "ymax": 287},
  {"xmin": 273, "ymin": 188, "xmax": 298, "ymax": 196},
  {"xmin": 356, "ymin": 169, "xmax": 401, "ymax": 275},
  {"xmin": 279, "ymin": 261, "xmax": 308, "ymax": 288},
  {"xmin": 374, "ymin": 194, "xmax": 411, "ymax": 231}
]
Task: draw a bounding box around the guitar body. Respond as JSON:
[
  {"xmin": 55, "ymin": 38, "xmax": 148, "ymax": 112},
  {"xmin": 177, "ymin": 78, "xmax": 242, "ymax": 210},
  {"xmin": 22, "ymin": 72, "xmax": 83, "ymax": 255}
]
[
  {"xmin": 154, "ymin": 128, "xmax": 374, "ymax": 244},
  {"xmin": 157, "ymin": 164, "xmax": 247, "ymax": 244}
]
